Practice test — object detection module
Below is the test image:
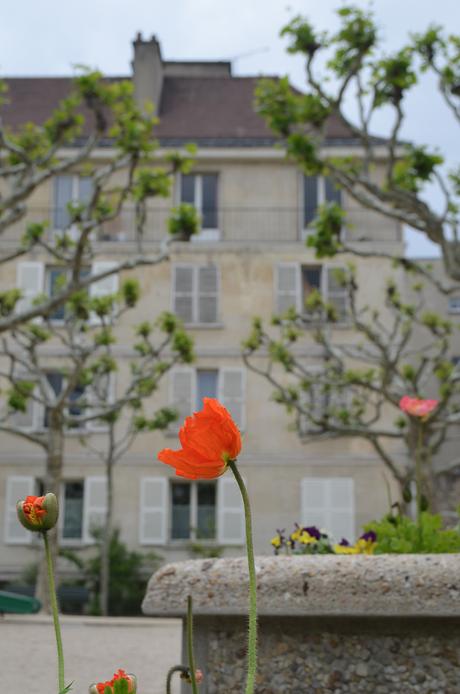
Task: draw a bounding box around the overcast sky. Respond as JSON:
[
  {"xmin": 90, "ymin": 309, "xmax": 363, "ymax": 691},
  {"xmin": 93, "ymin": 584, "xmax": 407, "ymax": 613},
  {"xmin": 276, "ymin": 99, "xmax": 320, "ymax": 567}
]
[{"xmin": 2, "ymin": 0, "xmax": 459, "ymax": 257}]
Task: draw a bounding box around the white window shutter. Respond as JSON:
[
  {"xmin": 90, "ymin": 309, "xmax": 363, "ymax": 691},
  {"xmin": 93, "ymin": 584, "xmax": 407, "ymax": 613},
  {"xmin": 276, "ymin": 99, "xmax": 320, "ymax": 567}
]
[
  {"xmin": 325, "ymin": 267, "xmax": 348, "ymax": 322},
  {"xmin": 139, "ymin": 477, "xmax": 167, "ymax": 545},
  {"xmin": 173, "ymin": 265, "xmax": 194, "ymax": 324},
  {"xmin": 11, "ymin": 379, "xmax": 40, "ymax": 432},
  {"xmin": 329, "ymin": 478, "xmax": 355, "ymax": 542},
  {"xmin": 198, "ymin": 265, "xmax": 218, "ymax": 324},
  {"xmin": 219, "ymin": 368, "xmax": 245, "ymax": 431},
  {"xmin": 4, "ymin": 476, "xmax": 34, "ymax": 544},
  {"xmin": 89, "ymin": 261, "xmax": 119, "ymax": 325},
  {"xmin": 301, "ymin": 477, "xmax": 355, "ymax": 543},
  {"xmin": 217, "ymin": 475, "xmax": 245, "ymax": 545},
  {"xmin": 170, "ymin": 368, "xmax": 194, "ymax": 430},
  {"xmin": 16, "ymin": 262, "xmax": 44, "ymax": 314},
  {"xmin": 83, "ymin": 476, "xmax": 107, "ymax": 543},
  {"xmin": 275, "ymin": 263, "xmax": 300, "ymax": 314}
]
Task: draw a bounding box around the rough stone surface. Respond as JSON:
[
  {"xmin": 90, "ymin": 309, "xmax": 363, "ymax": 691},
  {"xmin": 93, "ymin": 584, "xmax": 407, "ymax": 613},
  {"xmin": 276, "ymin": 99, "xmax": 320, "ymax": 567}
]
[
  {"xmin": 142, "ymin": 554, "xmax": 460, "ymax": 617},
  {"xmin": 203, "ymin": 617, "xmax": 460, "ymax": 694},
  {"xmin": 142, "ymin": 556, "xmax": 460, "ymax": 694}
]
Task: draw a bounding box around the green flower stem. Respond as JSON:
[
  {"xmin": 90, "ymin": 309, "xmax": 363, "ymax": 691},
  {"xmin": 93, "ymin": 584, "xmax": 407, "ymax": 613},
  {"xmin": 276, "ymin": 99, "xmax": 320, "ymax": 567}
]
[
  {"xmin": 187, "ymin": 595, "xmax": 198, "ymax": 694},
  {"xmin": 228, "ymin": 459, "xmax": 257, "ymax": 694},
  {"xmin": 166, "ymin": 665, "xmax": 188, "ymax": 694},
  {"xmin": 416, "ymin": 424, "xmax": 424, "ymax": 543},
  {"xmin": 43, "ymin": 531, "xmax": 65, "ymax": 693}
]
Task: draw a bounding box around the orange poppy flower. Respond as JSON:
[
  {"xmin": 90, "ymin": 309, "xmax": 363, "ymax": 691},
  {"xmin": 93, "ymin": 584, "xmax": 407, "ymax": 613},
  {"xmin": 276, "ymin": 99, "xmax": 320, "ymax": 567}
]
[
  {"xmin": 399, "ymin": 396, "xmax": 438, "ymax": 418},
  {"xmin": 158, "ymin": 398, "xmax": 242, "ymax": 479}
]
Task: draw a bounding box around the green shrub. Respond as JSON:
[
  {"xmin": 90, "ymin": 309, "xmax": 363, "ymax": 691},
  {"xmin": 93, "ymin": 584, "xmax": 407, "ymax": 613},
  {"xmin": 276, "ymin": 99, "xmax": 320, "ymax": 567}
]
[{"xmin": 364, "ymin": 512, "xmax": 460, "ymax": 554}]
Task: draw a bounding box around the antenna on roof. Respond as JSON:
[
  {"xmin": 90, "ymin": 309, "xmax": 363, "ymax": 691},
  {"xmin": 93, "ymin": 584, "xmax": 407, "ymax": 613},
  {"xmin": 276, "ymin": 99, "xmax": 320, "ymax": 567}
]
[{"xmin": 230, "ymin": 47, "xmax": 270, "ymax": 64}]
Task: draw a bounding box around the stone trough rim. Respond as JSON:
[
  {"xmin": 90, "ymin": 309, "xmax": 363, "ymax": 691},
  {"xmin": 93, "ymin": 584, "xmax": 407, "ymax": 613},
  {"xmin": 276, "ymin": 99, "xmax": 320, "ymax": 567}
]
[{"xmin": 142, "ymin": 553, "xmax": 460, "ymax": 618}]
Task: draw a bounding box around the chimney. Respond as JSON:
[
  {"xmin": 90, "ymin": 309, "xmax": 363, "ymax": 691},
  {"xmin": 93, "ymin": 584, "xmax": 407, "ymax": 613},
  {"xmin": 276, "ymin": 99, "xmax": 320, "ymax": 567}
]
[{"xmin": 132, "ymin": 33, "xmax": 164, "ymax": 114}]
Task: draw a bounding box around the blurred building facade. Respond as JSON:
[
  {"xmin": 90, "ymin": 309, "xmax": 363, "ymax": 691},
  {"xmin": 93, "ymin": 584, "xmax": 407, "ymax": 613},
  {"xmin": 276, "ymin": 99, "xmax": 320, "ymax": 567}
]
[{"xmin": 1, "ymin": 35, "xmax": 454, "ymax": 584}]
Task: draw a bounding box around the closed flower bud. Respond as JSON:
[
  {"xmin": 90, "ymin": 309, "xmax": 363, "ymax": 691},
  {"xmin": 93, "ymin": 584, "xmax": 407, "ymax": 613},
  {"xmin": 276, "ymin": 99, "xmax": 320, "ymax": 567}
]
[
  {"xmin": 180, "ymin": 668, "xmax": 204, "ymax": 685},
  {"xmin": 17, "ymin": 493, "xmax": 58, "ymax": 532}
]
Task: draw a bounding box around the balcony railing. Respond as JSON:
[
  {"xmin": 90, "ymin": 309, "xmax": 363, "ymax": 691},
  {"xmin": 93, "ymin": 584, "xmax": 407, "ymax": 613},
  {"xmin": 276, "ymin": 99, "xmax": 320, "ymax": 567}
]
[{"xmin": 1, "ymin": 206, "xmax": 402, "ymax": 246}]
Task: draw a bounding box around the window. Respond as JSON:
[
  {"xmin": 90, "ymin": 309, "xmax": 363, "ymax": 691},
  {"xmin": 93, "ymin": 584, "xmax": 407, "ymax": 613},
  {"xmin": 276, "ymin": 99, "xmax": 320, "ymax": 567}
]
[
  {"xmin": 4, "ymin": 475, "xmax": 106, "ymax": 545},
  {"xmin": 299, "ymin": 376, "xmax": 348, "ymax": 435},
  {"xmin": 140, "ymin": 476, "xmax": 245, "ymax": 546},
  {"xmin": 170, "ymin": 367, "xmax": 245, "ymax": 431},
  {"xmin": 179, "ymin": 173, "xmax": 219, "ymax": 240},
  {"xmin": 46, "ymin": 266, "xmax": 90, "ymax": 322},
  {"xmin": 196, "ymin": 369, "xmax": 218, "ymax": 407},
  {"xmin": 54, "ymin": 175, "xmax": 93, "ymax": 231},
  {"xmin": 16, "ymin": 261, "xmax": 118, "ymax": 320},
  {"xmin": 43, "ymin": 372, "xmax": 87, "ymax": 430},
  {"xmin": 275, "ymin": 263, "xmax": 348, "ymax": 322},
  {"xmin": 172, "ymin": 264, "xmax": 219, "ymax": 325},
  {"xmin": 301, "ymin": 477, "xmax": 355, "ymax": 542},
  {"xmin": 62, "ymin": 481, "xmax": 84, "ymax": 540},
  {"xmin": 303, "ymin": 175, "xmax": 342, "ymax": 230},
  {"xmin": 448, "ymin": 297, "xmax": 460, "ymax": 314},
  {"xmin": 170, "ymin": 480, "xmax": 217, "ymax": 541}
]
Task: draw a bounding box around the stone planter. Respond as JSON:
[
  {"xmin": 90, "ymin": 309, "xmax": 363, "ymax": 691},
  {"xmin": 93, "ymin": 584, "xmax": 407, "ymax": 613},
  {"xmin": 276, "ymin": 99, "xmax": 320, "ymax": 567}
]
[{"xmin": 142, "ymin": 555, "xmax": 460, "ymax": 693}]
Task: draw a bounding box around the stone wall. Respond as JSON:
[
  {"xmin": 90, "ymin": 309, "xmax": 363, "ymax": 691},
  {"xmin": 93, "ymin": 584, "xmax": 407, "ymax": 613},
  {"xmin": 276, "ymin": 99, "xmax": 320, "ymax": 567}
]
[{"xmin": 142, "ymin": 555, "xmax": 460, "ymax": 694}]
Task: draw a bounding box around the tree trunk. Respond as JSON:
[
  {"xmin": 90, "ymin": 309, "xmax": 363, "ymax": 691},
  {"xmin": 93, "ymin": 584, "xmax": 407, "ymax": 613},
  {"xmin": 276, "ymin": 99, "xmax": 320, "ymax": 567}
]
[
  {"xmin": 100, "ymin": 456, "xmax": 113, "ymax": 616},
  {"xmin": 35, "ymin": 411, "xmax": 65, "ymax": 614}
]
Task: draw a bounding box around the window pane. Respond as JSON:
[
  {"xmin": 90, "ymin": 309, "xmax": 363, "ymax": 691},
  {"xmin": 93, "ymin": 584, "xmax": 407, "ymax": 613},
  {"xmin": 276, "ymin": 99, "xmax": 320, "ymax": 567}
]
[
  {"xmin": 196, "ymin": 370, "xmax": 218, "ymax": 409},
  {"xmin": 48, "ymin": 268, "xmax": 67, "ymax": 321},
  {"xmin": 54, "ymin": 175, "xmax": 73, "ymax": 229},
  {"xmin": 202, "ymin": 174, "xmax": 218, "ymax": 229},
  {"xmin": 181, "ymin": 175, "xmax": 196, "ymax": 205},
  {"xmin": 325, "ymin": 177, "xmax": 342, "ymax": 206},
  {"xmin": 303, "ymin": 176, "xmax": 318, "ymax": 226},
  {"xmin": 62, "ymin": 481, "xmax": 84, "ymax": 540},
  {"xmin": 44, "ymin": 373, "xmax": 63, "ymax": 428},
  {"xmin": 171, "ymin": 483, "xmax": 191, "ymax": 540},
  {"xmin": 301, "ymin": 266, "xmax": 321, "ymax": 305},
  {"xmin": 68, "ymin": 383, "xmax": 86, "ymax": 428},
  {"xmin": 197, "ymin": 482, "xmax": 216, "ymax": 539},
  {"xmin": 78, "ymin": 177, "xmax": 93, "ymax": 204}
]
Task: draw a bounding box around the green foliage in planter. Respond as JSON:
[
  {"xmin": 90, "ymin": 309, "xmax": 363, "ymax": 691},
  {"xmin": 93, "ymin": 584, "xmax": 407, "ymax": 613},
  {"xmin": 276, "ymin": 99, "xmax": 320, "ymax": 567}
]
[{"xmin": 364, "ymin": 511, "xmax": 460, "ymax": 554}]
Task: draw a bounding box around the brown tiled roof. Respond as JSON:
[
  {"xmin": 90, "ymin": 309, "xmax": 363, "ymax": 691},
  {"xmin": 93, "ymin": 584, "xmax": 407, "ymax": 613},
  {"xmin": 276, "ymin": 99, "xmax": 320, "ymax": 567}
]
[{"xmin": 1, "ymin": 75, "xmax": 355, "ymax": 146}]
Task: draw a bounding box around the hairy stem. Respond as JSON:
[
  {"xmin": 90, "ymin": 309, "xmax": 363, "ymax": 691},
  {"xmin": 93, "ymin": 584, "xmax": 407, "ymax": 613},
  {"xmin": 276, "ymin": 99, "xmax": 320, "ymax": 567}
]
[
  {"xmin": 187, "ymin": 595, "xmax": 198, "ymax": 694},
  {"xmin": 228, "ymin": 459, "xmax": 257, "ymax": 694},
  {"xmin": 43, "ymin": 531, "xmax": 65, "ymax": 693},
  {"xmin": 166, "ymin": 665, "xmax": 189, "ymax": 694}
]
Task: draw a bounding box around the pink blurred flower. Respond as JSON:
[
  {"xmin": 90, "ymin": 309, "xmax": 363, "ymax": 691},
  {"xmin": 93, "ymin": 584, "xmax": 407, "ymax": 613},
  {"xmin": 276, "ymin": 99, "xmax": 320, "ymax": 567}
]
[{"xmin": 399, "ymin": 396, "xmax": 438, "ymax": 418}]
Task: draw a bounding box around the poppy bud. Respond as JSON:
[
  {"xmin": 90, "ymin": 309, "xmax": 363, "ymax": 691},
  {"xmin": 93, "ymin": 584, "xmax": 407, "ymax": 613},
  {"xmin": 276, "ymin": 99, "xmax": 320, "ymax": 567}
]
[
  {"xmin": 90, "ymin": 670, "xmax": 137, "ymax": 694},
  {"xmin": 180, "ymin": 668, "xmax": 204, "ymax": 684},
  {"xmin": 17, "ymin": 493, "xmax": 58, "ymax": 532}
]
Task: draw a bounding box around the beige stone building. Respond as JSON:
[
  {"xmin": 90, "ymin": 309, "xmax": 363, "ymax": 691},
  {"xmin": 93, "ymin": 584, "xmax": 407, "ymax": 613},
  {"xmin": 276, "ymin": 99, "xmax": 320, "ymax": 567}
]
[{"xmin": 0, "ymin": 35, "xmax": 431, "ymax": 586}]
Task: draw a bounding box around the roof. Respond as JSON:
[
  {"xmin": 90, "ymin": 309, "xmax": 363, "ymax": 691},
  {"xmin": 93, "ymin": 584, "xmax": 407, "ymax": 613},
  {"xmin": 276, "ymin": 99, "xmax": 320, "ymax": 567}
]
[{"xmin": 1, "ymin": 75, "xmax": 356, "ymax": 147}]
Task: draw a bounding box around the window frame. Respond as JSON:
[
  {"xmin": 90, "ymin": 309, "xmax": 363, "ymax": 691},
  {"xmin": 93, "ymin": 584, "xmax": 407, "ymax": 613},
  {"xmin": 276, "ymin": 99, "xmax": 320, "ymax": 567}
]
[
  {"xmin": 448, "ymin": 297, "xmax": 460, "ymax": 314},
  {"xmin": 169, "ymin": 366, "xmax": 246, "ymax": 432},
  {"xmin": 169, "ymin": 479, "xmax": 218, "ymax": 543},
  {"xmin": 301, "ymin": 175, "xmax": 343, "ymax": 241},
  {"xmin": 176, "ymin": 172, "xmax": 220, "ymax": 241},
  {"xmin": 172, "ymin": 263, "xmax": 220, "ymax": 327},
  {"xmin": 275, "ymin": 262, "xmax": 349, "ymax": 324},
  {"xmin": 59, "ymin": 479, "xmax": 86, "ymax": 546},
  {"xmin": 53, "ymin": 174, "xmax": 93, "ymax": 236}
]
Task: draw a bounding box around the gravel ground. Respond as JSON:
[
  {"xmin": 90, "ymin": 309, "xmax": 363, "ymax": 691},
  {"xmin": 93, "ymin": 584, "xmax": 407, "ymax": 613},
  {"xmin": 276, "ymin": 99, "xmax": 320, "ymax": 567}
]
[{"xmin": 1, "ymin": 614, "xmax": 182, "ymax": 694}]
